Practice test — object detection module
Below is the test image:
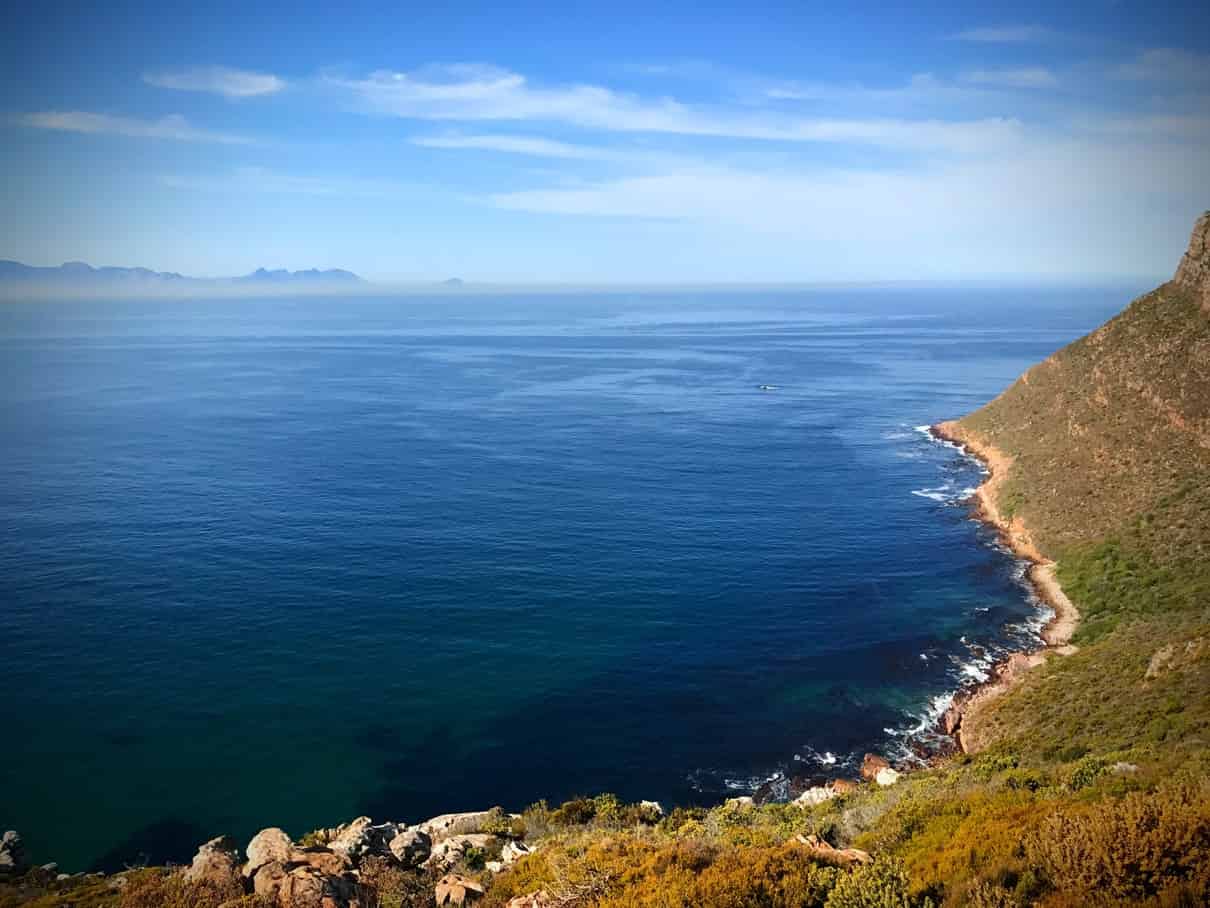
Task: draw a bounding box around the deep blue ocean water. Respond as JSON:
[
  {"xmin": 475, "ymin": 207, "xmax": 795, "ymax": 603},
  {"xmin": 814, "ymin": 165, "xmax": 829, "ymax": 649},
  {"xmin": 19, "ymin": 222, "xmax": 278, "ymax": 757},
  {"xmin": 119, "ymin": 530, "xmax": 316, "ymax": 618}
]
[{"xmin": 0, "ymin": 286, "xmax": 1134, "ymax": 870}]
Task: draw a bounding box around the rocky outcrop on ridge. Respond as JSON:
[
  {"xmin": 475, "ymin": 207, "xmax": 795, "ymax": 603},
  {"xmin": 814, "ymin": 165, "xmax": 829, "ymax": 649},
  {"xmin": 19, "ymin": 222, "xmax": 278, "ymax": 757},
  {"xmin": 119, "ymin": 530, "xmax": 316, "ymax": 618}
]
[{"xmin": 1174, "ymin": 210, "xmax": 1210, "ymax": 311}]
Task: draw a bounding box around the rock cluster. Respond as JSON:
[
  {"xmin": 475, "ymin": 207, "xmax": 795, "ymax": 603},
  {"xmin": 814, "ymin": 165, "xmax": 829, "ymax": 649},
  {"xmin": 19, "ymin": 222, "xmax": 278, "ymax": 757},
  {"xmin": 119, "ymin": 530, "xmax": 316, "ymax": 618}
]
[
  {"xmin": 859, "ymin": 753, "xmax": 889, "ymax": 781},
  {"xmin": 166, "ymin": 808, "xmax": 532, "ymax": 908},
  {"xmin": 435, "ymin": 873, "xmax": 485, "ymax": 905},
  {"xmin": 791, "ymin": 776, "xmax": 865, "ymax": 807},
  {"xmin": 0, "ymin": 831, "xmax": 29, "ymax": 877},
  {"xmin": 1174, "ymin": 210, "xmax": 1210, "ymax": 312}
]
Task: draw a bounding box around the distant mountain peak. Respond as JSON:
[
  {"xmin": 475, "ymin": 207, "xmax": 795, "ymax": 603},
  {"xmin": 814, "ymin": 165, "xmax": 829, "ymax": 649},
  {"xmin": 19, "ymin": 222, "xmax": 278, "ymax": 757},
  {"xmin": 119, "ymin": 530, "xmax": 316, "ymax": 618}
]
[
  {"xmin": 239, "ymin": 267, "xmax": 362, "ymax": 283},
  {"xmin": 1174, "ymin": 210, "xmax": 1210, "ymax": 312},
  {"xmin": 442, "ymin": 277, "xmax": 465, "ymax": 287},
  {"xmin": 0, "ymin": 259, "xmax": 365, "ymax": 294}
]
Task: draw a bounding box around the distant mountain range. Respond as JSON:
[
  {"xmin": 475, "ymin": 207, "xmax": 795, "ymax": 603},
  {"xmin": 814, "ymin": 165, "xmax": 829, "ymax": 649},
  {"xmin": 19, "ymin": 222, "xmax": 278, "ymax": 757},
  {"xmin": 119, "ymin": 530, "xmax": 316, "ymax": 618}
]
[{"xmin": 0, "ymin": 260, "xmax": 363, "ymax": 293}]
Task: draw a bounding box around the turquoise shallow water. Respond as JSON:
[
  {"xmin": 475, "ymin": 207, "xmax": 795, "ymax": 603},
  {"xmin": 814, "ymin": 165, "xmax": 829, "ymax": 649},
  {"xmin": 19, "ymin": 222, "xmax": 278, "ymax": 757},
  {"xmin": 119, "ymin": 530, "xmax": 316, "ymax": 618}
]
[{"xmin": 0, "ymin": 286, "xmax": 1132, "ymax": 870}]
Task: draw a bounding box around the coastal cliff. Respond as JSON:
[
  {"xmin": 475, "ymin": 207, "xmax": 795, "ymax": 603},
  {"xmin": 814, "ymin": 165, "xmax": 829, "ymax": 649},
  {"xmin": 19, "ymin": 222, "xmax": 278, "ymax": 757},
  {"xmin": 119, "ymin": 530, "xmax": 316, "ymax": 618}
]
[
  {"xmin": 925, "ymin": 213, "xmax": 1210, "ymax": 759},
  {"xmin": 3, "ymin": 215, "xmax": 1209, "ymax": 907}
]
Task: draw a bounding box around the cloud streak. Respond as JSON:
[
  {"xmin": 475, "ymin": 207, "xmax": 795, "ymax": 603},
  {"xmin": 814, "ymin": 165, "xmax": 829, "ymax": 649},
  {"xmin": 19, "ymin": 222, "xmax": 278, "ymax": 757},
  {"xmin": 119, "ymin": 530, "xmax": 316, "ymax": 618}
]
[
  {"xmin": 21, "ymin": 111, "xmax": 253, "ymax": 144},
  {"xmin": 961, "ymin": 67, "xmax": 1058, "ymax": 89},
  {"xmin": 949, "ymin": 25, "xmax": 1056, "ymax": 43},
  {"xmin": 410, "ymin": 133, "xmax": 626, "ymax": 160},
  {"xmin": 159, "ymin": 166, "xmax": 420, "ymax": 197},
  {"xmin": 144, "ymin": 65, "xmax": 286, "ymax": 98},
  {"xmin": 330, "ymin": 64, "xmax": 1024, "ymax": 153}
]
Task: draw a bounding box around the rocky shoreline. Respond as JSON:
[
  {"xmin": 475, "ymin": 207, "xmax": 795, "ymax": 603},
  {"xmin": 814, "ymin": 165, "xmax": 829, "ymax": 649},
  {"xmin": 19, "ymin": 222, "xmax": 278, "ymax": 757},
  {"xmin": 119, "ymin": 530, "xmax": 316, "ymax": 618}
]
[
  {"xmin": 928, "ymin": 420, "xmax": 1079, "ymax": 754},
  {"xmin": 0, "ymin": 773, "xmax": 909, "ymax": 907}
]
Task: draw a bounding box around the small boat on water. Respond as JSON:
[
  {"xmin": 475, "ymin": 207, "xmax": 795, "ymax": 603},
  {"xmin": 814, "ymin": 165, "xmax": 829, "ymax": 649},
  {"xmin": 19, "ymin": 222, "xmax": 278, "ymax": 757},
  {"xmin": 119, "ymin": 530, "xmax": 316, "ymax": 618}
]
[{"xmin": 758, "ymin": 384, "xmax": 780, "ymax": 391}]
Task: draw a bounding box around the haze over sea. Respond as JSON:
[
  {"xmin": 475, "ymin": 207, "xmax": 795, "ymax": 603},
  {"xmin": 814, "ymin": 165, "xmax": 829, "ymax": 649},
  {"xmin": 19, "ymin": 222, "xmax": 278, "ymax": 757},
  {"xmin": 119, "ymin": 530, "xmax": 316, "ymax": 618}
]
[{"xmin": 0, "ymin": 286, "xmax": 1136, "ymax": 870}]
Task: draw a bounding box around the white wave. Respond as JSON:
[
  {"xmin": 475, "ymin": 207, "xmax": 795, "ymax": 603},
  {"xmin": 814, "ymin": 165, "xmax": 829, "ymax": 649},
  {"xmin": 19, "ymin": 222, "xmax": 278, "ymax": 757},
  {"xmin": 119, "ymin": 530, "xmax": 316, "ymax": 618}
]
[
  {"xmin": 911, "ymin": 487, "xmax": 951, "ymax": 502},
  {"xmin": 962, "ymin": 663, "xmax": 990, "ymax": 682},
  {"xmin": 911, "ymin": 480, "xmax": 979, "ymax": 505},
  {"xmin": 887, "ymin": 690, "xmax": 956, "ymax": 743}
]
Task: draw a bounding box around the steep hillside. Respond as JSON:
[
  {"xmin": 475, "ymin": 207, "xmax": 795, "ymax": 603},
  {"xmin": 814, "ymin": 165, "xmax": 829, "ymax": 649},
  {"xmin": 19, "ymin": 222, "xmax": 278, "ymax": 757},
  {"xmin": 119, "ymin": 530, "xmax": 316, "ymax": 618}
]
[{"xmin": 944, "ymin": 215, "xmax": 1210, "ymax": 774}]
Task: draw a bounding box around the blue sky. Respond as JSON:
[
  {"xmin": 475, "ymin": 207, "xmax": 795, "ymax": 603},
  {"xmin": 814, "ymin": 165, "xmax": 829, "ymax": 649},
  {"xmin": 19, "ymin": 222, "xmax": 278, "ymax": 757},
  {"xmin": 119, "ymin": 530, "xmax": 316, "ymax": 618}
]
[{"xmin": 2, "ymin": 0, "xmax": 1208, "ymax": 282}]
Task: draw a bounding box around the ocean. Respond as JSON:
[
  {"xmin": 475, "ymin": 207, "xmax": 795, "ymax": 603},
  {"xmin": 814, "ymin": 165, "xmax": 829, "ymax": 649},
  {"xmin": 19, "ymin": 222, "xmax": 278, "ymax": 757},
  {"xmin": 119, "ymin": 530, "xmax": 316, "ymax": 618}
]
[{"xmin": 0, "ymin": 285, "xmax": 1134, "ymax": 870}]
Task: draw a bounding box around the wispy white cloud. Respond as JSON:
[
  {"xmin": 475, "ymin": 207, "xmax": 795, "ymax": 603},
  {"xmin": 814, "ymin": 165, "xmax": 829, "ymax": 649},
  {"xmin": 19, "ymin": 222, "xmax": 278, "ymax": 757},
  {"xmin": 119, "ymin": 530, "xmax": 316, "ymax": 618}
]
[
  {"xmin": 949, "ymin": 25, "xmax": 1056, "ymax": 43},
  {"xmin": 765, "ymin": 73, "xmax": 973, "ymax": 104},
  {"xmin": 330, "ymin": 64, "xmax": 1023, "ymax": 152},
  {"xmin": 22, "ymin": 111, "xmax": 253, "ymax": 144},
  {"xmin": 144, "ymin": 65, "xmax": 285, "ymax": 98},
  {"xmin": 960, "ymin": 67, "xmax": 1058, "ymax": 89},
  {"xmin": 411, "ymin": 133, "xmax": 625, "ymax": 160},
  {"xmin": 159, "ymin": 166, "xmax": 420, "ymax": 197},
  {"xmin": 481, "ymin": 131, "xmax": 1208, "ymax": 278},
  {"xmin": 1117, "ymin": 48, "xmax": 1210, "ymax": 83}
]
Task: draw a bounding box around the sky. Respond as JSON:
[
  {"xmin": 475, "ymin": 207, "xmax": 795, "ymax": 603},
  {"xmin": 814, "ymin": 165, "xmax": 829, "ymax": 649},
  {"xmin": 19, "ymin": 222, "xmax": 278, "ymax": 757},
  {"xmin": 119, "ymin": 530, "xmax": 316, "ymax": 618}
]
[{"xmin": 1, "ymin": 0, "xmax": 1208, "ymax": 283}]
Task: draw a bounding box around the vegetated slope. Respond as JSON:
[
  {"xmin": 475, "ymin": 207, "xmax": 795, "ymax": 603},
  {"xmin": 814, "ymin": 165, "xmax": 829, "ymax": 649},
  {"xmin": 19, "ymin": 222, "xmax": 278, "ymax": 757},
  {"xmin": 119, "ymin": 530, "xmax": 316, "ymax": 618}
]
[
  {"xmin": 960, "ymin": 278, "xmax": 1210, "ymax": 639},
  {"xmin": 952, "ymin": 216, "xmax": 1210, "ymax": 775}
]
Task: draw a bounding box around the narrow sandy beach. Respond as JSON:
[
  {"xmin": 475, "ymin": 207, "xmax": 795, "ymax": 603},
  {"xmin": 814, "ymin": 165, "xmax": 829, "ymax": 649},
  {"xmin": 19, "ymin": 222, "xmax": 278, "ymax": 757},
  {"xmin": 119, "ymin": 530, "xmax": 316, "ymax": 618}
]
[{"xmin": 930, "ymin": 420, "xmax": 1080, "ymax": 751}]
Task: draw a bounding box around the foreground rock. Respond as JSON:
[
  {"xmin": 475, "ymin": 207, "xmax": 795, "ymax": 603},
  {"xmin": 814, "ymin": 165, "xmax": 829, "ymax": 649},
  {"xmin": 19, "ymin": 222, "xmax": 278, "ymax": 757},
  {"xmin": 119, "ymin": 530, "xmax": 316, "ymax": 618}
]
[
  {"xmin": 435, "ymin": 872, "xmax": 484, "ymax": 905},
  {"xmin": 795, "ymin": 834, "xmax": 872, "ymax": 866},
  {"xmin": 426, "ymin": 834, "xmax": 497, "ymax": 870},
  {"xmin": 245, "ymin": 827, "xmax": 293, "ymax": 877},
  {"xmin": 183, "ymin": 836, "xmax": 241, "ymax": 886},
  {"xmin": 328, "ymin": 816, "xmax": 404, "ymax": 862},
  {"xmin": 416, "ymin": 811, "xmax": 495, "ymax": 842},
  {"xmin": 0, "ymin": 831, "xmax": 29, "ymax": 877},
  {"xmin": 279, "ymin": 864, "xmax": 368, "ymax": 908},
  {"xmin": 239, "ymin": 826, "xmax": 378, "ymax": 907},
  {"xmin": 389, "ymin": 828, "xmax": 432, "ymax": 868},
  {"xmin": 793, "ymin": 786, "xmax": 837, "ymax": 807},
  {"xmin": 860, "ymin": 754, "xmax": 890, "ymax": 781}
]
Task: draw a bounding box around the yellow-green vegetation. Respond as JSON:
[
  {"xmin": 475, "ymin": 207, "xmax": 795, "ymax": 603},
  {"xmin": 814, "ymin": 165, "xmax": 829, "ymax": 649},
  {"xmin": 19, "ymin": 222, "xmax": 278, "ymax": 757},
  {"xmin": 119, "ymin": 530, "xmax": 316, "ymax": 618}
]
[
  {"xmin": 953, "ymin": 279, "xmax": 1210, "ymax": 771},
  {"xmin": 0, "ymin": 868, "xmax": 272, "ymax": 908}
]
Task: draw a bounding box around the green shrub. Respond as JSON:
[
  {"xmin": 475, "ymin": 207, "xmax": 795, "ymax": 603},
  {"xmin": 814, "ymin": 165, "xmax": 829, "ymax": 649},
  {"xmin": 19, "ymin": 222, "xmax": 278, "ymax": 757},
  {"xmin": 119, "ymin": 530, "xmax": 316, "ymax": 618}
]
[
  {"xmin": 360, "ymin": 855, "xmax": 436, "ymax": 908},
  {"xmin": 823, "ymin": 859, "xmax": 932, "ymax": 908},
  {"xmin": 1067, "ymin": 756, "xmax": 1108, "ymax": 791}
]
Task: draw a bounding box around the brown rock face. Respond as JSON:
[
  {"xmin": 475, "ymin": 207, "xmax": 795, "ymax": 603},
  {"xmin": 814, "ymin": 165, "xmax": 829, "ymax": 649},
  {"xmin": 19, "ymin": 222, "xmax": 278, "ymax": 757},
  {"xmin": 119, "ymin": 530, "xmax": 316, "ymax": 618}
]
[
  {"xmin": 830, "ymin": 779, "xmax": 859, "ymax": 795},
  {"xmin": 860, "ymin": 753, "xmax": 889, "ymax": 781},
  {"xmin": 435, "ymin": 873, "xmax": 485, "ymax": 905},
  {"xmin": 277, "ymin": 865, "xmax": 367, "ymax": 908},
  {"xmin": 287, "ymin": 848, "xmax": 353, "ymax": 876},
  {"xmin": 506, "ymin": 892, "xmax": 552, "ymax": 908},
  {"xmin": 794, "ymin": 834, "xmax": 872, "ymax": 867},
  {"xmin": 246, "ymin": 827, "xmax": 293, "ymax": 877},
  {"xmin": 1174, "ymin": 211, "xmax": 1210, "ymax": 312},
  {"xmin": 252, "ymin": 861, "xmax": 287, "ymax": 899},
  {"xmin": 182, "ymin": 836, "xmax": 241, "ymax": 887}
]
